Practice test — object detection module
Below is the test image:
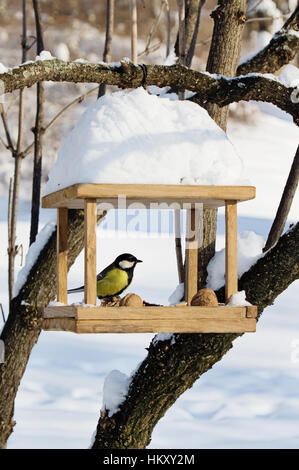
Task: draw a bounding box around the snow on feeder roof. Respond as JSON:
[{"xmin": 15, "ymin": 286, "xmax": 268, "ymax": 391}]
[{"xmin": 45, "ymin": 87, "xmax": 248, "ymax": 195}]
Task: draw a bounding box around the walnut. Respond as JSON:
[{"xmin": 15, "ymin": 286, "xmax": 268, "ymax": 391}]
[
  {"xmin": 191, "ymin": 288, "xmax": 218, "ymax": 306},
  {"xmin": 120, "ymin": 293, "xmax": 143, "ymax": 307}
]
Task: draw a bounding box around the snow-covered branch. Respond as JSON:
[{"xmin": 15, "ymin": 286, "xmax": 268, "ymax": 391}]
[
  {"xmin": 0, "ymin": 59, "xmax": 298, "ymax": 122},
  {"xmin": 237, "ymin": 6, "xmax": 299, "ymax": 75}
]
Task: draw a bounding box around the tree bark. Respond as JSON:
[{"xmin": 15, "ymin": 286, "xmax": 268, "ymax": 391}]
[
  {"xmin": 237, "ymin": 6, "xmax": 299, "ymax": 76},
  {"xmin": 92, "ymin": 223, "xmax": 299, "ymax": 449},
  {"xmin": 98, "ymin": 0, "xmax": 114, "ymax": 99},
  {"xmin": 206, "ymin": 0, "xmax": 247, "ymax": 131},
  {"xmin": 29, "ymin": 0, "xmax": 45, "ymax": 246},
  {"xmin": 263, "ymin": 145, "xmax": 299, "ymax": 252},
  {"xmin": 0, "ymin": 210, "xmax": 105, "ymax": 448},
  {"xmin": 0, "ymin": 61, "xmax": 298, "ymax": 122}
]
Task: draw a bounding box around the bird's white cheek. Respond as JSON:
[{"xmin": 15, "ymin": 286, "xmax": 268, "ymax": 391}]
[{"xmin": 119, "ymin": 260, "xmax": 135, "ymax": 269}]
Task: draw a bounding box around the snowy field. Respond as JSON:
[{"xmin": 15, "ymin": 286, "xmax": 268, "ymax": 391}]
[{"xmin": 0, "ymin": 101, "xmax": 298, "ymax": 448}]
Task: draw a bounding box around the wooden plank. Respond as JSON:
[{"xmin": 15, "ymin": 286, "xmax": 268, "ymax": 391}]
[
  {"xmin": 185, "ymin": 206, "xmax": 199, "ymax": 305},
  {"xmin": 57, "ymin": 208, "xmax": 68, "ymax": 304},
  {"xmin": 74, "ymin": 318, "xmax": 256, "ymax": 334},
  {"xmin": 246, "ymin": 306, "xmax": 258, "ymax": 318},
  {"xmin": 43, "ymin": 317, "xmax": 76, "ymax": 332},
  {"xmin": 42, "ymin": 317, "xmax": 256, "ymax": 334},
  {"xmin": 84, "ymin": 199, "xmax": 97, "ymax": 305},
  {"xmin": 43, "ymin": 305, "xmax": 250, "ymax": 320},
  {"xmin": 42, "ymin": 305, "xmax": 257, "ymax": 333},
  {"xmin": 225, "ymin": 200, "xmax": 238, "ymax": 303},
  {"xmin": 42, "ymin": 184, "xmax": 256, "ymax": 209}
]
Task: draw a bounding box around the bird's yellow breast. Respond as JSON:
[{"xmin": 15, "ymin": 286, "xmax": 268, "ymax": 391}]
[{"xmin": 97, "ymin": 268, "xmax": 129, "ymax": 297}]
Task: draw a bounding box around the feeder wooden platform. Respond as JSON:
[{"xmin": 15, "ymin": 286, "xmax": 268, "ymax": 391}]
[
  {"xmin": 43, "ymin": 305, "xmax": 257, "ymax": 334},
  {"xmin": 41, "ymin": 183, "xmax": 257, "ymax": 334}
]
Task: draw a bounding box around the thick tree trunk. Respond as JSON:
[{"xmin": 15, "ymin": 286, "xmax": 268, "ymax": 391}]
[
  {"xmin": 0, "ymin": 210, "xmax": 104, "ymax": 448},
  {"xmin": 206, "ymin": 0, "xmax": 246, "ymax": 131},
  {"xmin": 199, "ymin": 0, "xmax": 246, "ymax": 286}
]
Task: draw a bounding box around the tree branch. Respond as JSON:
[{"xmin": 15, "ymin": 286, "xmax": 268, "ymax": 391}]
[
  {"xmin": 1, "ymin": 60, "xmax": 298, "ymax": 122},
  {"xmin": 30, "ymin": 0, "xmax": 45, "ymax": 246},
  {"xmin": 98, "ymin": 0, "xmax": 114, "ymax": 99},
  {"xmin": 237, "ymin": 6, "xmax": 299, "ymax": 75},
  {"xmin": 263, "ymin": 145, "xmax": 299, "ymax": 252},
  {"xmin": 0, "ymin": 210, "xmax": 106, "ymax": 448},
  {"xmin": 0, "ymin": 103, "xmax": 15, "ymax": 154},
  {"xmin": 92, "ymin": 222, "xmax": 299, "ymax": 448}
]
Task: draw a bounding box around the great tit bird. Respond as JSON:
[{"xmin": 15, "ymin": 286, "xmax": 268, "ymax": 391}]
[{"xmin": 67, "ymin": 253, "xmax": 142, "ymax": 299}]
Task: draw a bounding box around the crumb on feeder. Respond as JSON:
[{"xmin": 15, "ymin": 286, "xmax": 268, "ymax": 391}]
[{"xmin": 191, "ymin": 288, "xmax": 218, "ymax": 307}]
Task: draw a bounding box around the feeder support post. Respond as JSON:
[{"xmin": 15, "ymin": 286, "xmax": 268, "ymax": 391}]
[
  {"xmin": 57, "ymin": 207, "xmax": 68, "ymax": 304},
  {"xmin": 185, "ymin": 204, "xmax": 202, "ymax": 305},
  {"xmin": 84, "ymin": 199, "xmax": 97, "ymax": 305},
  {"xmin": 225, "ymin": 200, "xmax": 238, "ymax": 303}
]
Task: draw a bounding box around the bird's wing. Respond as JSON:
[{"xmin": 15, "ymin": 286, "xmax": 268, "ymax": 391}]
[{"xmin": 97, "ymin": 268, "xmax": 128, "ymax": 298}]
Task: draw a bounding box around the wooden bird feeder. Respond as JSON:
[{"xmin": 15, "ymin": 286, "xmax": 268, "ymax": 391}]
[{"xmin": 42, "ymin": 183, "xmax": 258, "ymax": 334}]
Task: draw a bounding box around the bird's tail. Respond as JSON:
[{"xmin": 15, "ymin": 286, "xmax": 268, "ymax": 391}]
[{"xmin": 67, "ymin": 285, "xmax": 84, "ymax": 294}]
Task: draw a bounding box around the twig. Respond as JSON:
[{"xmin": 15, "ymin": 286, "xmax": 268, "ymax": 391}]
[
  {"xmin": 7, "ymin": 177, "xmax": 13, "ymax": 261},
  {"xmin": 139, "ymin": 0, "xmax": 165, "ymax": 58},
  {"xmin": 30, "ymin": 0, "xmax": 45, "ymax": 246},
  {"xmin": 0, "ymin": 103, "xmax": 15, "ymax": 153},
  {"xmin": 130, "ymin": 0, "xmax": 138, "ymax": 64},
  {"xmin": 165, "ymin": 0, "xmax": 171, "ymax": 57},
  {"xmin": 0, "ymin": 304, "xmax": 5, "ymax": 323},
  {"xmin": 8, "ymin": 0, "xmax": 28, "ymax": 302},
  {"xmin": 246, "ymin": 15, "xmax": 287, "ymax": 23},
  {"xmin": 177, "ymin": 0, "xmax": 186, "ymax": 100},
  {"xmin": 20, "ymin": 86, "xmax": 99, "ymax": 159},
  {"xmin": 246, "ymin": 0, "xmax": 263, "ymax": 15},
  {"xmin": 263, "ymin": 145, "xmax": 299, "ymax": 252},
  {"xmin": 138, "ymin": 41, "xmax": 161, "ymax": 59},
  {"xmin": 98, "ymin": 0, "xmax": 115, "ymax": 98},
  {"xmin": 186, "ymin": 0, "xmax": 205, "ymax": 68}
]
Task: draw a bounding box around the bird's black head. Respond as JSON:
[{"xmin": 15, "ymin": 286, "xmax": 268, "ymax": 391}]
[{"xmin": 115, "ymin": 253, "xmax": 142, "ymax": 271}]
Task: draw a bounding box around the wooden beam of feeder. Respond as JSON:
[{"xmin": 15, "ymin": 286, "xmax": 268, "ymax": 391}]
[
  {"xmin": 84, "ymin": 199, "xmax": 97, "ymax": 305},
  {"xmin": 225, "ymin": 200, "xmax": 238, "ymax": 303},
  {"xmin": 185, "ymin": 206, "xmax": 200, "ymax": 305},
  {"xmin": 57, "ymin": 207, "xmax": 68, "ymax": 304}
]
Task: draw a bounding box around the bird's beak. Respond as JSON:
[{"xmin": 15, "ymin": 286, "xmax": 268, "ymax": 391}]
[{"xmin": 136, "ymin": 259, "xmax": 143, "ymax": 263}]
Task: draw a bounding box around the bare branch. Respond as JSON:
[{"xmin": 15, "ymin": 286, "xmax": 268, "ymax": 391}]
[
  {"xmin": 263, "ymin": 145, "xmax": 299, "ymax": 252},
  {"xmin": 30, "ymin": 0, "xmax": 45, "ymax": 246},
  {"xmin": 130, "ymin": 0, "xmax": 138, "ymax": 64},
  {"xmin": 8, "ymin": 0, "xmax": 28, "ymax": 303},
  {"xmin": 0, "ymin": 103, "xmax": 15, "ymax": 153},
  {"xmin": 139, "ymin": 0, "xmax": 165, "ymax": 59},
  {"xmin": 1, "ymin": 60, "xmax": 298, "ymax": 121},
  {"xmin": 164, "ymin": 0, "xmax": 171, "ymax": 57},
  {"xmin": 186, "ymin": 0, "xmax": 205, "ymax": 68},
  {"xmin": 98, "ymin": 0, "xmax": 115, "ymax": 99},
  {"xmin": 21, "ymin": 86, "xmax": 99, "ymax": 159},
  {"xmin": 237, "ymin": 6, "xmax": 299, "ymax": 75}
]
